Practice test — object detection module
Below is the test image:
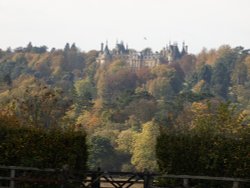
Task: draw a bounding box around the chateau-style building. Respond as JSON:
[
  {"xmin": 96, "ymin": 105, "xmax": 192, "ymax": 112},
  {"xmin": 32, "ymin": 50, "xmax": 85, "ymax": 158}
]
[{"xmin": 96, "ymin": 41, "xmax": 188, "ymax": 68}]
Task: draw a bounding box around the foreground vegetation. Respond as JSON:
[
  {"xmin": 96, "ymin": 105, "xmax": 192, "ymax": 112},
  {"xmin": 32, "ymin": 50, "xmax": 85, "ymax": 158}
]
[
  {"xmin": 0, "ymin": 113, "xmax": 87, "ymax": 170},
  {"xmin": 157, "ymin": 103, "xmax": 250, "ymax": 178}
]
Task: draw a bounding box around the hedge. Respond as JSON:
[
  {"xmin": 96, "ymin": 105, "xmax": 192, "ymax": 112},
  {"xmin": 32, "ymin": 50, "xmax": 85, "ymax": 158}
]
[
  {"xmin": 156, "ymin": 130, "xmax": 250, "ymax": 178},
  {"xmin": 0, "ymin": 123, "xmax": 88, "ymax": 170}
]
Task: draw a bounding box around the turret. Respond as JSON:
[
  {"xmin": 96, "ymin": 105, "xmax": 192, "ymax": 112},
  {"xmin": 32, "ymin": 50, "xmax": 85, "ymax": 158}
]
[
  {"xmin": 185, "ymin": 45, "xmax": 188, "ymax": 53},
  {"xmin": 181, "ymin": 41, "xmax": 188, "ymax": 55},
  {"xmin": 101, "ymin": 42, "xmax": 104, "ymax": 52}
]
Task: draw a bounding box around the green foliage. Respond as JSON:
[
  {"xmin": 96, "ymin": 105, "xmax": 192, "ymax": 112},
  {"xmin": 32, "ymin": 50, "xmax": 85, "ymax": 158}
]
[
  {"xmin": 147, "ymin": 77, "xmax": 175, "ymax": 100},
  {"xmin": 88, "ymin": 135, "xmax": 118, "ymax": 170},
  {"xmin": 123, "ymin": 99, "xmax": 157, "ymax": 123},
  {"xmin": 211, "ymin": 62, "xmax": 230, "ymax": 98},
  {"xmin": 156, "ymin": 102, "xmax": 250, "ymax": 178},
  {"xmin": 74, "ymin": 77, "xmax": 96, "ymax": 112},
  {"xmin": 156, "ymin": 130, "xmax": 250, "ymax": 178},
  {"xmin": 0, "ymin": 122, "xmax": 87, "ymax": 170},
  {"xmin": 198, "ymin": 64, "xmax": 212, "ymax": 84}
]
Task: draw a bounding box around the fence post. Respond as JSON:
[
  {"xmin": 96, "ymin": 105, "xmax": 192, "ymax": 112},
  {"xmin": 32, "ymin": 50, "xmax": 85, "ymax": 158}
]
[
  {"xmin": 232, "ymin": 181, "xmax": 239, "ymax": 188},
  {"xmin": 143, "ymin": 169, "xmax": 152, "ymax": 188},
  {"xmin": 183, "ymin": 178, "xmax": 189, "ymax": 188},
  {"xmin": 10, "ymin": 168, "xmax": 15, "ymax": 188},
  {"xmin": 91, "ymin": 167, "xmax": 101, "ymax": 188},
  {"xmin": 61, "ymin": 164, "xmax": 70, "ymax": 188}
]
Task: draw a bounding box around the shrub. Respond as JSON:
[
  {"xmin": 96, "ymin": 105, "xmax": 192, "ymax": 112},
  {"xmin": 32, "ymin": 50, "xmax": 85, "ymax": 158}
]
[
  {"xmin": 156, "ymin": 130, "xmax": 250, "ymax": 178},
  {"xmin": 0, "ymin": 121, "xmax": 87, "ymax": 170}
]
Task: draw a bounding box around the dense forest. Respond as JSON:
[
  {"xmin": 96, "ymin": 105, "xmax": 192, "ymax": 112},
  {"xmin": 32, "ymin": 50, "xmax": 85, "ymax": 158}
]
[{"xmin": 0, "ymin": 43, "xmax": 249, "ymax": 172}]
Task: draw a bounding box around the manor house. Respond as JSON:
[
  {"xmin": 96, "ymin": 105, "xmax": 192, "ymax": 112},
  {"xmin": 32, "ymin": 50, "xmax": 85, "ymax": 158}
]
[{"xmin": 96, "ymin": 41, "xmax": 188, "ymax": 68}]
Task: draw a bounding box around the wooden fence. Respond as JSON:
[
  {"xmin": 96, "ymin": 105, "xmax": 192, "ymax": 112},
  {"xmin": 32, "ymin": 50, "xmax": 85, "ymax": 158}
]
[{"xmin": 0, "ymin": 165, "xmax": 249, "ymax": 188}]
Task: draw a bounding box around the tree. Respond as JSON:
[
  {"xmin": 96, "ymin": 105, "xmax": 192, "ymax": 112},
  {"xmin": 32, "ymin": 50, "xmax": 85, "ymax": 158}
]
[
  {"xmin": 211, "ymin": 62, "xmax": 230, "ymax": 99},
  {"xmin": 26, "ymin": 42, "xmax": 33, "ymax": 52},
  {"xmin": 131, "ymin": 121, "xmax": 160, "ymax": 171},
  {"xmin": 116, "ymin": 129, "xmax": 138, "ymax": 154},
  {"xmin": 175, "ymin": 100, "xmax": 247, "ymax": 134},
  {"xmin": 64, "ymin": 43, "xmax": 70, "ymax": 52},
  {"xmin": 123, "ymin": 99, "xmax": 157, "ymax": 123},
  {"xmin": 13, "ymin": 79, "xmax": 70, "ymax": 128},
  {"xmin": 231, "ymin": 62, "xmax": 248, "ymax": 85},
  {"xmin": 135, "ymin": 67, "xmax": 152, "ymax": 84},
  {"xmin": 156, "ymin": 101, "xmax": 250, "ymax": 178},
  {"xmin": 146, "ymin": 77, "xmax": 175, "ymax": 100},
  {"xmin": 74, "ymin": 77, "xmax": 96, "ymax": 113},
  {"xmin": 148, "ymin": 65, "xmax": 183, "ymax": 99},
  {"xmin": 179, "ymin": 55, "xmax": 196, "ymax": 79},
  {"xmin": 88, "ymin": 136, "xmax": 118, "ymax": 170},
  {"xmin": 198, "ymin": 64, "xmax": 212, "ymax": 84},
  {"xmin": 116, "ymin": 129, "xmax": 139, "ymax": 171},
  {"xmin": 3, "ymin": 74, "xmax": 12, "ymax": 87},
  {"xmin": 100, "ymin": 68, "xmax": 137, "ymax": 109}
]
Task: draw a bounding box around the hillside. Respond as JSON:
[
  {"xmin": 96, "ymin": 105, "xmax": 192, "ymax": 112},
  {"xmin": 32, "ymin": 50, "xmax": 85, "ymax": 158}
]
[{"xmin": 0, "ymin": 43, "xmax": 250, "ymax": 171}]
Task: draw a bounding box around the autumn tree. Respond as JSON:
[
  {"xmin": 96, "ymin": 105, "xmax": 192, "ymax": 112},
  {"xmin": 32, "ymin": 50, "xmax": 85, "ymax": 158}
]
[
  {"xmin": 12, "ymin": 78, "xmax": 70, "ymax": 127},
  {"xmin": 178, "ymin": 54, "xmax": 196, "ymax": 79},
  {"xmin": 131, "ymin": 121, "xmax": 160, "ymax": 172}
]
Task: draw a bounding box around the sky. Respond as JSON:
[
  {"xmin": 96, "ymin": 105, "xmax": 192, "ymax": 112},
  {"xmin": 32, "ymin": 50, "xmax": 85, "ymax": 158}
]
[{"xmin": 0, "ymin": 0, "xmax": 250, "ymax": 54}]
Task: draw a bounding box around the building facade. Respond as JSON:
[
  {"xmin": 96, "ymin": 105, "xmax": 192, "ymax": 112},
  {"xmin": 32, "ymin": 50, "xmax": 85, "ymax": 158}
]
[{"xmin": 96, "ymin": 41, "xmax": 188, "ymax": 68}]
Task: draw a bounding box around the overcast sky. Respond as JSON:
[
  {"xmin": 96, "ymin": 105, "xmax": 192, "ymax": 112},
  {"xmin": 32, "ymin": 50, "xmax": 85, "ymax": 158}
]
[{"xmin": 0, "ymin": 0, "xmax": 250, "ymax": 53}]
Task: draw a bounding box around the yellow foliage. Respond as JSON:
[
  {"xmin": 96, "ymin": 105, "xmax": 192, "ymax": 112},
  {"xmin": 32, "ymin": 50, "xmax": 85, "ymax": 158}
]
[
  {"xmin": 93, "ymin": 98, "xmax": 104, "ymax": 113},
  {"xmin": 131, "ymin": 121, "xmax": 160, "ymax": 171},
  {"xmin": 0, "ymin": 109, "xmax": 21, "ymax": 127},
  {"xmin": 12, "ymin": 53, "xmax": 24, "ymax": 62},
  {"xmin": 196, "ymin": 48, "xmax": 217, "ymax": 69},
  {"xmin": 33, "ymin": 53, "xmax": 50, "ymax": 71},
  {"xmin": 116, "ymin": 129, "xmax": 138, "ymax": 153},
  {"xmin": 50, "ymin": 54, "xmax": 64, "ymax": 75},
  {"xmin": 25, "ymin": 53, "xmax": 40, "ymax": 67},
  {"xmin": 107, "ymin": 59, "xmax": 126, "ymax": 73},
  {"xmin": 11, "ymin": 75, "xmax": 36, "ymax": 90},
  {"xmin": 244, "ymin": 55, "xmax": 250, "ymax": 79},
  {"xmin": 151, "ymin": 64, "xmax": 172, "ymax": 77},
  {"xmin": 191, "ymin": 101, "xmax": 208, "ymax": 114},
  {"xmin": 192, "ymin": 80, "xmax": 205, "ymax": 93}
]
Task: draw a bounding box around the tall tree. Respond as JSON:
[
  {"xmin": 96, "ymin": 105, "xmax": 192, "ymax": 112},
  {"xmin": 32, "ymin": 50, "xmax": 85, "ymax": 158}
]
[{"xmin": 131, "ymin": 121, "xmax": 160, "ymax": 171}]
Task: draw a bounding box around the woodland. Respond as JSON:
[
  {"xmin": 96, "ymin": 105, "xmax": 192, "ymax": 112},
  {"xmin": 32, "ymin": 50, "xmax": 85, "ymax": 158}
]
[{"xmin": 0, "ymin": 43, "xmax": 249, "ymax": 175}]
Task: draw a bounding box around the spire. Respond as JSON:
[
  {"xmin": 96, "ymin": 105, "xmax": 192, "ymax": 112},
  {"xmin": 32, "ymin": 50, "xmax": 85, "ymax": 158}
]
[{"xmin": 104, "ymin": 40, "xmax": 110, "ymax": 55}]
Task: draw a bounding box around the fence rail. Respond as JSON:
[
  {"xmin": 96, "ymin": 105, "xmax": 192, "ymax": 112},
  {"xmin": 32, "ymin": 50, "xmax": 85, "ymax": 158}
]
[
  {"xmin": 154, "ymin": 174, "xmax": 250, "ymax": 188},
  {"xmin": 0, "ymin": 165, "xmax": 249, "ymax": 188}
]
